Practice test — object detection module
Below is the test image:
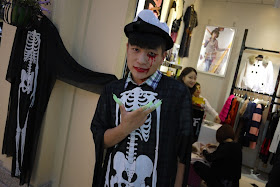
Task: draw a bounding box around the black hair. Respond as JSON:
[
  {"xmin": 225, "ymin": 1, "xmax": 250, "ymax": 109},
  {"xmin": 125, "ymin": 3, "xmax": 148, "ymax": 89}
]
[
  {"xmin": 177, "ymin": 67, "xmax": 197, "ymax": 93},
  {"xmin": 178, "ymin": 67, "xmax": 197, "ymax": 84},
  {"xmin": 192, "ymin": 82, "xmax": 201, "ymax": 95},
  {"xmin": 216, "ymin": 124, "xmax": 235, "ymax": 143},
  {"xmin": 128, "ymin": 32, "xmax": 167, "ymax": 52}
]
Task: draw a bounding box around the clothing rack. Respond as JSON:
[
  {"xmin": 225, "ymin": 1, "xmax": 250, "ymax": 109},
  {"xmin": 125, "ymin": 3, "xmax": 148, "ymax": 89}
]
[
  {"xmin": 230, "ymin": 29, "xmax": 280, "ymax": 174},
  {"xmin": 230, "ymin": 29, "xmax": 280, "ymax": 114},
  {"xmin": 233, "ymin": 86, "xmax": 272, "ymax": 97}
]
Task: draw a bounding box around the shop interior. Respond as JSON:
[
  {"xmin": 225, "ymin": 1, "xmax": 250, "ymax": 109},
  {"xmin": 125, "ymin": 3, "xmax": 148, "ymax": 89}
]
[
  {"xmin": 0, "ymin": 0, "xmax": 280, "ymax": 186},
  {"xmin": 134, "ymin": 0, "xmax": 280, "ymax": 186}
]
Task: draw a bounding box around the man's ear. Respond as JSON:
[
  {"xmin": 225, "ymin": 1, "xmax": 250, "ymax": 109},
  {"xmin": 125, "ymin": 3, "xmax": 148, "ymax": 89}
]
[
  {"xmin": 159, "ymin": 51, "xmax": 167, "ymax": 66},
  {"xmin": 162, "ymin": 51, "xmax": 167, "ymax": 61}
]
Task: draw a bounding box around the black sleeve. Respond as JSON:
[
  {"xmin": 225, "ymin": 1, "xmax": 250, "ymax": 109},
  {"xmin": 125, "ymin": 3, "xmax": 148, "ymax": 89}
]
[
  {"xmin": 6, "ymin": 28, "xmax": 26, "ymax": 83},
  {"xmin": 44, "ymin": 17, "xmax": 117, "ymax": 94},
  {"xmin": 204, "ymin": 145, "xmax": 226, "ymax": 162},
  {"xmin": 90, "ymin": 83, "xmax": 115, "ymax": 185},
  {"xmin": 176, "ymin": 91, "xmax": 193, "ymax": 164},
  {"xmin": 176, "ymin": 89, "xmax": 193, "ymax": 186}
]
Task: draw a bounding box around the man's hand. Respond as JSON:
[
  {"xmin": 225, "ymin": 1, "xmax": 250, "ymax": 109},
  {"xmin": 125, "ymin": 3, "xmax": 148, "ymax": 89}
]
[
  {"xmin": 104, "ymin": 96, "xmax": 161, "ymax": 148},
  {"xmin": 214, "ymin": 115, "xmax": 221, "ymax": 124},
  {"xmin": 118, "ymin": 103, "xmax": 153, "ymax": 135}
]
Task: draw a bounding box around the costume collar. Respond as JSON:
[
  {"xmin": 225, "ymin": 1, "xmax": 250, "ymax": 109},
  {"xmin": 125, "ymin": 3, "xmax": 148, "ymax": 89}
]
[{"xmin": 125, "ymin": 70, "xmax": 162, "ymax": 90}]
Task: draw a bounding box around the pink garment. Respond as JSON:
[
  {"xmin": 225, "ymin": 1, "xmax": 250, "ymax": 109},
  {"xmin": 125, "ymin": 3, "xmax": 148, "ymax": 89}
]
[{"xmin": 219, "ymin": 94, "xmax": 235, "ymax": 122}]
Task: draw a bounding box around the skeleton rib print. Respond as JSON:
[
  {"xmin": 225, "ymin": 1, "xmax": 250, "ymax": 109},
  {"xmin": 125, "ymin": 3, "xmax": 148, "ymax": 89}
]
[{"xmin": 106, "ymin": 87, "xmax": 161, "ymax": 187}]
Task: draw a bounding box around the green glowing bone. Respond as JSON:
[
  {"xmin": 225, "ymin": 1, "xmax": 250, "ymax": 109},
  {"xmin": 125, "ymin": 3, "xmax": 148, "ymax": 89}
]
[
  {"xmin": 141, "ymin": 101, "xmax": 154, "ymax": 110},
  {"xmin": 112, "ymin": 93, "xmax": 123, "ymax": 106},
  {"xmin": 150, "ymin": 100, "xmax": 162, "ymax": 111}
]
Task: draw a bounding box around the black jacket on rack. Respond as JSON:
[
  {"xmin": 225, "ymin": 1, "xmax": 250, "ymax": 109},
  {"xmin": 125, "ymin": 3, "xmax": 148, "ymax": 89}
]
[
  {"xmin": 259, "ymin": 111, "xmax": 280, "ymax": 164},
  {"xmin": 266, "ymin": 144, "xmax": 280, "ymax": 187},
  {"xmin": 178, "ymin": 5, "xmax": 198, "ymax": 57}
]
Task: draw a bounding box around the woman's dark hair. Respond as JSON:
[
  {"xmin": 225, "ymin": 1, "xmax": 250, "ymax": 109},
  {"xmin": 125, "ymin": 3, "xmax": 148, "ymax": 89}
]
[
  {"xmin": 178, "ymin": 67, "xmax": 197, "ymax": 84},
  {"xmin": 177, "ymin": 67, "xmax": 197, "ymax": 93},
  {"xmin": 216, "ymin": 124, "xmax": 235, "ymax": 143}
]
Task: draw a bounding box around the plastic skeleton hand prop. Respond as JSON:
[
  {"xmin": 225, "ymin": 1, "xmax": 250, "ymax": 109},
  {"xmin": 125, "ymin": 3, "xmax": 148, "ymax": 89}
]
[{"xmin": 113, "ymin": 93, "xmax": 162, "ymax": 111}]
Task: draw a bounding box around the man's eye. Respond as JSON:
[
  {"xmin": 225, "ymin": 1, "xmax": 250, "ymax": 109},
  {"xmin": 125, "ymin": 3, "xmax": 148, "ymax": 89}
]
[
  {"xmin": 132, "ymin": 48, "xmax": 139, "ymax": 52},
  {"xmin": 148, "ymin": 52, "xmax": 156, "ymax": 57}
]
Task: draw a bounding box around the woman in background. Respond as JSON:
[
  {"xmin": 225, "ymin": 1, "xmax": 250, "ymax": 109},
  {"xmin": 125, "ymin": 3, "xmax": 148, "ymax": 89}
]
[
  {"xmin": 193, "ymin": 124, "xmax": 242, "ymax": 187},
  {"xmin": 178, "ymin": 67, "xmax": 197, "ymax": 94}
]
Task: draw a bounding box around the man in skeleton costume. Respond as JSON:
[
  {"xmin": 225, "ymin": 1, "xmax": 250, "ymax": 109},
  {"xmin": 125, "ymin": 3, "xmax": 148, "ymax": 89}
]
[
  {"xmin": 91, "ymin": 10, "xmax": 193, "ymax": 187},
  {"xmin": 2, "ymin": 16, "xmax": 117, "ymax": 185}
]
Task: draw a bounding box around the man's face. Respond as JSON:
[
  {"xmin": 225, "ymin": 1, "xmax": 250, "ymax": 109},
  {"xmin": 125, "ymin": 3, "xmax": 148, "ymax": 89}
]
[{"xmin": 126, "ymin": 43, "xmax": 166, "ymax": 85}]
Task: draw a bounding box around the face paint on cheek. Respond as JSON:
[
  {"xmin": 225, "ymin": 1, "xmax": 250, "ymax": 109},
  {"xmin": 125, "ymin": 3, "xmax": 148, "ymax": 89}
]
[{"xmin": 147, "ymin": 54, "xmax": 158, "ymax": 67}]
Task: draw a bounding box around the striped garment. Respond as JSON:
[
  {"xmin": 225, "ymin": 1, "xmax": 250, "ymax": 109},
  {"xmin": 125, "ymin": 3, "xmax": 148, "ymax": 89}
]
[{"xmin": 248, "ymin": 104, "xmax": 263, "ymax": 149}]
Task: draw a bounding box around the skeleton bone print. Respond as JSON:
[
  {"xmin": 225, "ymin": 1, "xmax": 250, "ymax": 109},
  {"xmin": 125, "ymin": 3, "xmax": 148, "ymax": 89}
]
[
  {"xmin": 15, "ymin": 30, "xmax": 41, "ymax": 176},
  {"xmin": 105, "ymin": 87, "xmax": 161, "ymax": 187}
]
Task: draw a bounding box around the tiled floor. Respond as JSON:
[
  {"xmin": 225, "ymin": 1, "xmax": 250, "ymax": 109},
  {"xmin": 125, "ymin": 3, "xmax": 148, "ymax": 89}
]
[
  {"xmin": 240, "ymin": 166, "xmax": 268, "ymax": 187},
  {"xmin": 0, "ymin": 159, "xmax": 269, "ymax": 187},
  {"xmin": 240, "ymin": 175, "xmax": 266, "ymax": 187}
]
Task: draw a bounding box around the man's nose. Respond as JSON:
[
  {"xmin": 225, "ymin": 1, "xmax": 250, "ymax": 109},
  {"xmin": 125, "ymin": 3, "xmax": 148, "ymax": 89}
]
[{"xmin": 138, "ymin": 53, "xmax": 148, "ymax": 64}]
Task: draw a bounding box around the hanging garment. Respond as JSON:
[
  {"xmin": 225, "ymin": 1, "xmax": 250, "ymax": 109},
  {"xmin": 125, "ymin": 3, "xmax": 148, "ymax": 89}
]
[
  {"xmin": 233, "ymin": 98, "xmax": 249, "ymax": 137},
  {"xmin": 259, "ymin": 112, "xmax": 280, "ymax": 163},
  {"xmin": 219, "ymin": 94, "xmax": 235, "ymax": 123},
  {"xmin": 91, "ymin": 76, "xmax": 193, "ymax": 186},
  {"xmin": 166, "ymin": 1, "xmax": 177, "ymax": 33},
  {"xmin": 167, "ymin": 0, "xmax": 183, "ymax": 42},
  {"xmin": 240, "ymin": 103, "xmax": 263, "ymax": 149},
  {"xmin": 248, "ymin": 104, "xmax": 263, "ymax": 149},
  {"xmin": 232, "ymin": 97, "xmax": 245, "ymax": 132},
  {"xmin": 2, "ymin": 15, "xmax": 117, "ymax": 185},
  {"xmin": 178, "ymin": 5, "xmax": 198, "ymax": 57},
  {"xmin": 237, "ymin": 57, "xmax": 274, "ymax": 95},
  {"xmin": 238, "ymin": 101, "xmax": 255, "ymax": 146},
  {"xmin": 224, "ymin": 97, "xmax": 240, "ymax": 127},
  {"xmin": 269, "ymin": 118, "xmax": 280, "ymax": 153},
  {"xmin": 170, "ymin": 18, "xmax": 181, "ymax": 42}
]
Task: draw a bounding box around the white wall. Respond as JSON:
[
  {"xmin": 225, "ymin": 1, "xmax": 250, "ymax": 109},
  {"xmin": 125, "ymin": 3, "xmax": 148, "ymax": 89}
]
[{"xmin": 0, "ymin": 23, "xmax": 16, "ymax": 170}]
